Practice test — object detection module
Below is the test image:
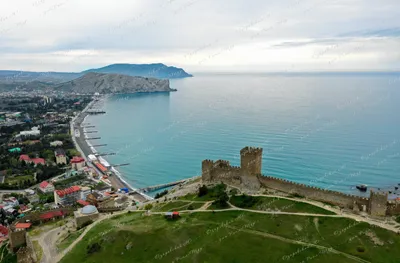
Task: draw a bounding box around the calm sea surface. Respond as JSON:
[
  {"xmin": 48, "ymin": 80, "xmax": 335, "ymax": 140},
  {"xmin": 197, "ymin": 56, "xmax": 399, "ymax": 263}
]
[{"xmin": 87, "ymin": 74, "xmax": 400, "ymax": 197}]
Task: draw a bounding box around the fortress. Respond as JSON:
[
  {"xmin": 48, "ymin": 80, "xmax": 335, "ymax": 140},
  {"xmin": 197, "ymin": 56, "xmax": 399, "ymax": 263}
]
[{"xmin": 202, "ymin": 146, "xmax": 400, "ymax": 216}]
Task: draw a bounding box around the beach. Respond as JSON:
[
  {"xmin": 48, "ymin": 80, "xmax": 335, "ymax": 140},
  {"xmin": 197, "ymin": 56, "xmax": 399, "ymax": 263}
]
[{"xmin": 71, "ymin": 99, "xmax": 149, "ymax": 202}]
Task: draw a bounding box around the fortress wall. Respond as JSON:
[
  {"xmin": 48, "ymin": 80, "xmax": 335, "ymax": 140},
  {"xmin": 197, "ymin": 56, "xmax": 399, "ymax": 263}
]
[
  {"xmin": 210, "ymin": 165, "xmax": 243, "ymax": 187},
  {"xmin": 386, "ymin": 201, "xmax": 400, "ymax": 216},
  {"xmin": 258, "ymin": 175, "xmax": 369, "ymax": 209}
]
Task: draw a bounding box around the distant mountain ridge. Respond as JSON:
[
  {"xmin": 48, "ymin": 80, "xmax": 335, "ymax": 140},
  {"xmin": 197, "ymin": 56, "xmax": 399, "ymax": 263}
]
[
  {"xmin": 83, "ymin": 63, "xmax": 193, "ymax": 79},
  {"xmin": 0, "ymin": 63, "xmax": 192, "ymax": 91}
]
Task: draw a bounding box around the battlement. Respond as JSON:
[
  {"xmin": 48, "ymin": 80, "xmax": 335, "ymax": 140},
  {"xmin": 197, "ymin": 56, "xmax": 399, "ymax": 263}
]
[
  {"xmin": 240, "ymin": 146, "xmax": 263, "ymax": 155},
  {"xmin": 202, "ymin": 159, "xmax": 214, "ymax": 165},
  {"xmin": 214, "ymin": 160, "xmax": 230, "ymax": 168}
]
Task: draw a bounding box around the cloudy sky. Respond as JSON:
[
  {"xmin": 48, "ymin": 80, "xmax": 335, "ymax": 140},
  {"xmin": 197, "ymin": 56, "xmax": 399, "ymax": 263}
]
[{"xmin": 0, "ymin": 0, "xmax": 399, "ymax": 72}]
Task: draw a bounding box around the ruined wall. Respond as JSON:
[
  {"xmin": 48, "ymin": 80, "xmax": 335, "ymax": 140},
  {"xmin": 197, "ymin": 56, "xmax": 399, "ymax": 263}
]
[
  {"xmin": 202, "ymin": 159, "xmax": 214, "ymax": 182},
  {"xmin": 9, "ymin": 230, "xmax": 26, "ymax": 251},
  {"xmin": 369, "ymin": 190, "xmax": 388, "ymax": 216},
  {"xmin": 386, "ymin": 201, "xmax": 400, "ymax": 216},
  {"xmin": 258, "ymin": 175, "xmax": 370, "ymax": 210}
]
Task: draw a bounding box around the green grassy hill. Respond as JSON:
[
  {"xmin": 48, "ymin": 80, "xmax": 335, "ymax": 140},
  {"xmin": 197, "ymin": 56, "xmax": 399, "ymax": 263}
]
[{"xmin": 60, "ymin": 210, "xmax": 400, "ymax": 263}]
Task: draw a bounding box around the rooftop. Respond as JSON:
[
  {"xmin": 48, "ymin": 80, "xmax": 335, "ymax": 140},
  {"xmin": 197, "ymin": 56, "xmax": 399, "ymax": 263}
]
[{"xmin": 55, "ymin": 185, "xmax": 81, "ymax": 197}]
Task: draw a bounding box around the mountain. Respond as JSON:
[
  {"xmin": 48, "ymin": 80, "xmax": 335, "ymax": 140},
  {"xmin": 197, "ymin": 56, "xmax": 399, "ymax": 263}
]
[
  {"xmin": 51, "ymin": 72, "xmax": 173, "ymax": 94},
  {"xmin": 0, "ymin": 63, "xmax": 192, "ymax": 91},
  {"xmin": 83, "ymin": 63, "xmax": 193, "ymax": 79}
]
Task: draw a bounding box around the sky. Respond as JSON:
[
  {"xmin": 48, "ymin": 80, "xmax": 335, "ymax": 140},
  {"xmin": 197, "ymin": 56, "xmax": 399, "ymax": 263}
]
[{"xmin": 0, "ymin": 0, "xmax": 399, "ymax": 72}]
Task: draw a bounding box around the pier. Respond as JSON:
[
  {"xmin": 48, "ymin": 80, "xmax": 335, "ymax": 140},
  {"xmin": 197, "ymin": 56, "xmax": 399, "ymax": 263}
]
[
  {"xmin": 96, "ymin": 152, "xmax": 116, "ymax": 156},
  {"xmin": 86, "ymin": 137, "xmax": 101, "ymax": 140},
  {"xmin": 82, "ymin": 125, "xmax": 95, "ymax": 128},
  {"xmin": 139, "ymin": 179, "xmax": 188, "ymax": 193},
  {"xmin": 87, "ymin": 110, "xmax": 106, "ymax": 114},
  {"xmin": 84, "ymin": 130, "xmax": 98, "ymax": 133},
  {"xmin": 92, "ymin": 144, "xmax": 107, "ymax": 147},
  {"xmin": 111, "ymin": 163, "xmax": 130, "ymax": 168}
]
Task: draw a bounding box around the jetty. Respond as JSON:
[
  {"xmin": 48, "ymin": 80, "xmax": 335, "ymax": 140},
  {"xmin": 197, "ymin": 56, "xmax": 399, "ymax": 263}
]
[
  {"xmin": 87, "ymin": 109, "xmax": 106, "ymax": 114},
  {"xmin": 83, "ymin": 130, "xmax": 98, "ymax": 133},
  {"xmin": 86, "ymin": 137, "xmax": 101, "ymax": 140},
  {"xmin": 81, "ymin": 125, "xmax": 95, "ymax": 128},
  {"xmin": 111, "ymin": 163, "xmax": 130, "ymax": 168},
  {"xmin": 139, "ymin": 179, "xmax": 188, "ymax": 193},
  {"xmin": 92, "ymin": 144, "xmax": 107, "ymax": 147},
  {"xmin": 96, "ymin": 152, "xmax": 116, "ymax": 157}
]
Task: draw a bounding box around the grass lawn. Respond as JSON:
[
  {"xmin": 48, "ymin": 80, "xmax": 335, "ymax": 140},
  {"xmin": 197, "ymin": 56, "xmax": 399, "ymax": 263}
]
[
  {"xmin": 32, "ymin": 240, "xmax": 43, "ymax": 262},
  {"xmin": 230, "ymin": 195, "xmax": 336, "ymax": 215},
  {"xmin": 0, "ymin": 243, "xmax": 17, "ymax": 263},
  {"xmin": 5, "ymin": 175, "xmax": 34, "ymax": 185},
  {"xmin": 57, "ymin": 229, "xmax": 85, "ymax": 251},
  {"xmin": 153, "ymin": 201, "xmax": 205, "ymax": 212},
  {"xmin": 59, "ymin": 211, "xmax": 400, "ymax": 263}
]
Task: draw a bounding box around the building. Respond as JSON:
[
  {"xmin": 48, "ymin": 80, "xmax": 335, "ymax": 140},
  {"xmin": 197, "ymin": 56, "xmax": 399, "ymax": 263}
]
[
  {"xmin": 19, "ymin": 154, "xmax": 45, "ymax": 166},
  {"xmin": 164, "ymin": 211, "xmax": 180, "ymax": 219},
  {"xmin": 55, "ymin": 148, "xmax": 67, "ymax": 165},
  {"xmin": 2, "ymin": 197, "xmax": 19, "ymax": 207},
  {"xmin": 19, "ymin": 127, "xmax": 40, "ymax": 137},
  {"xmin": 74, "ymin": 205, "xmax": 99, "ymax": 228},
  {"xmin": 71, "ymin": 156, "xmax": 85, "ymax": 170},
  {"xmin": 39, "ymin": 181, "xmax": 55, "ymax": 193},
  {"xmin": 14, "ymin": 223, "xmax": 32, "ymax": 231},
  {"xmin": 50, "ymin": 140, "xmax": 63, "ymax": 147},
  {"xmin": 80, "ymin": 186, "xmax": 91, "ymax": 201},
  {"xmin": 54, "ymin": 186, "xmax": 81, "ymax": 205}
]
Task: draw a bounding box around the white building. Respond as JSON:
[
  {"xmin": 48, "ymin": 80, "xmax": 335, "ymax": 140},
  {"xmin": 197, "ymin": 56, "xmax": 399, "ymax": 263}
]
[
  {"xmin": 50, "ymin": 140, "xmax": 63, "ymax": 147},
  {"xmin": 19, "ymin": 127, "xmax": 40, "ymax": 136},
  {"xmin": 54, "ymin": 186, "xmax": 81, "ymax": 205},
  {"xmin": 80, "ymin": 186, "xmax": 91, "ymax": 201},
  {"xmin": 39, "ymin": 181, "xmax": 55, "ymax": 193}
]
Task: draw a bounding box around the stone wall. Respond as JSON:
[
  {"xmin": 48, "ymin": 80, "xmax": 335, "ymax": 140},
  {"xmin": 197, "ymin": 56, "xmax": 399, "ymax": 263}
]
[
  {"xmin": 258, "ymin": 175, "xmax": 370, "ymax": 210},
  {"xmin": 9, "ymin": 230, "xmax": 26, "ymax": 251},
  {"xmin": 386, "ymin": 201, "xmax": 400, "ymax": 216}
]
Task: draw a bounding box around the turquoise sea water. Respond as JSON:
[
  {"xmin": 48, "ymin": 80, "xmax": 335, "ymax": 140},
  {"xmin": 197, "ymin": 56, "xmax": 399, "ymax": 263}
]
[{"xmin": 87, "ymin": 74, "xmax": 400, "ymax": 197}]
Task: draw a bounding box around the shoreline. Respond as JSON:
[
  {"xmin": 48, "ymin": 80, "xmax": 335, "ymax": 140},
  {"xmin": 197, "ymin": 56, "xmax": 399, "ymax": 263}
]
[{"xmin": 71, "ymin": 96, "xmax": 151, "ymax": 202}]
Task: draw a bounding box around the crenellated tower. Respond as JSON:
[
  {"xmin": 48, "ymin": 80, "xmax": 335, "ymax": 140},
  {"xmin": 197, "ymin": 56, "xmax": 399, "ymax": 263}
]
[
  {"xmin": 202, "ymin": 159, "xmax": 214, "ymax": 182},
  {"xmin": 240, "ymin": 146, "xmax": 263, "ymax": 176},
  {"xmin": 369, "ymin": 190, "xmax": 388, "ymax": 216}
]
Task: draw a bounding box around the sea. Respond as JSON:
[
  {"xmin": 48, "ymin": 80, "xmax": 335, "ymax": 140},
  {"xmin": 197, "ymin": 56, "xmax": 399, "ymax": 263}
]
[{"xmin": 86, "ymin": 73, "xmax": 400, "ymax": 197}]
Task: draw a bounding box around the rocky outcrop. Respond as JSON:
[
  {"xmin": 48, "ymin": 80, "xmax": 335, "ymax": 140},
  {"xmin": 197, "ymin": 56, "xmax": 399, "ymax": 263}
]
[{"xmin": 52, "ymin": 72, "xmax": 173, "ymax": 94}]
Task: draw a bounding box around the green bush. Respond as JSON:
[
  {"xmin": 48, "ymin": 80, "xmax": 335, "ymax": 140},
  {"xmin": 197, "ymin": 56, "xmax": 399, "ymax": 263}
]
[
  {"xmin": 87, "ymin": 242, "xmax": 101, "ymax": 255},
  {"xmin": 395, "ymin": 216, "xmax": 400, "ymax": 223},
  {"xmin": 187, "ymin": 205, "xmax": 194, "ymax": 210},
  {"xmin": 198, "ymin": 185, "xmax": 208, "ymax": 197},
  {"xmin": 144, "ymin": 204, "xmax": 153, "ymax": 210},
  {"xmin": 230, "ymin": 194, "xmax": 260, "ymax": 208}
]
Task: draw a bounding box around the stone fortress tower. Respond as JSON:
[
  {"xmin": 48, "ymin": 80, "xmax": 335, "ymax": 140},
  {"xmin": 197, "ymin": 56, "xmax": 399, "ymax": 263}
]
[{"xmin": 240, "ymin": 147, "xmax": 263, "ymax": 176}]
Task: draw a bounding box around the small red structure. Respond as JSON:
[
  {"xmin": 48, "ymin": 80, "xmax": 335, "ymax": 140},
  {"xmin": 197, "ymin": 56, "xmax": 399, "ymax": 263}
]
[
  {"xmin": 40, "ymin": 210, "xmax": 65, "ymax": 220},
  {"xmin": 15, "ymin": 223, "xmax": 32, "ymax": 229},
  {"xmin": 0, "ymin": 225, "xmax": 8, "ymax": 237},
  {"xmin": 19, "ymin": 155, "xmax": 45, "ymax": 165},
  {"xmin": 77, "ymin": 200, "xmax": 90, "ymax": 206}
]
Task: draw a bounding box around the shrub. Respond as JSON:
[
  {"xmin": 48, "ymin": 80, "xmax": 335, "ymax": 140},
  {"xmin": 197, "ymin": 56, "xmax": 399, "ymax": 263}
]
[
  {"xmin": 144, "ymin": 204, "xmax": 153, "ymax": 210},
  {"xmin": 187, "ymin": 204, "xmax": 194, "ymax": 210},
  {"xmin": 198, "ymin": 185, "xmax": 208, "ymax": 197},
  {"xmin": 87, "ymin": 242, "xmax": 101, "ymax": 255},
  {"xmin": 155, "ymin": 190, "xmax": 168, "ymax": 199},
  {"xmin": 230, "ymin": 194, "xmax": 260, "ymax": 208},
  {"xmin": 357, "ymin": 246, "xmax": 365, "ymax": 253},
  {"xmin": 395, "ymin": 216, "xmax": 400, "ymax": 224}
]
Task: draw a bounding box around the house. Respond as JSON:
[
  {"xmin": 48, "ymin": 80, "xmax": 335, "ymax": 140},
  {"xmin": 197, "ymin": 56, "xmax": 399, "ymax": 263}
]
[
  {"xmin": 95, "ymin": 185, "xmax": 112, "ymax": 195},
  {"xmin": 77, "ymin": 199, "xmax": 90, "ymax": 206},
  {"xmin": 86, "ymin": 192, "xmax": 102, "ymax": 206},
  {"xmin": 39, "ymin": 210, "xmax": 65, "ymax": 222},
  {"xmin": 50, "ymin": 140, "xmax": 63, "ymax": 147},
  {"xmin": 0, "ymin": 224, "xmax": 8, "ymax": 238},
  {"xmin": 71, "ymin": 156, "xmax": 85, "ymax": 170},
  {"xmin": 19, "ymin": 126, "xmax": 40, "ymax": 137},
  {"xmin": 55, "ymin": 148, "xmax": 67, "ymax": 165},
  {"xmin": 39, "ymin": 181, "xmax": 55, "ymax": 193},
  {"xmin": 54, "ymin": 186, "xmax": 81, "ymax": 205},
  {"xmin": 3, "ymin": 197, "xmax": 19, "ymax": 207},
  {"xmin": 19, "ymin": 154, "xmax": 45, "ymax": 166},
  {"xmin": 27, "ymin": 194, "xmax": 39, "ymax": 204},
  {"xmin": 15, "ymin": 222, "xmax": 32, "ymax": 230}
]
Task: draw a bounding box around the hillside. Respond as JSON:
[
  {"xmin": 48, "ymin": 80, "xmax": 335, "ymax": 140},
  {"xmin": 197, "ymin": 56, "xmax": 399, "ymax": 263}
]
[
  {"xmin": 83, "ymin": 63, "xmax": 193, "ymax": 79},
  {"xmin": 52, "ymin": 72, "xmax": 173, "ymax": 94}
]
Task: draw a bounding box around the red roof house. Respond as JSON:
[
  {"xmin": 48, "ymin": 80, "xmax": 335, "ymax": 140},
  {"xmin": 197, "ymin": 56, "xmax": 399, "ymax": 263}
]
[
  {"xmin": 15, "ymin": 223, "xmax": 32, "ymax": 229},
  {"xmin": 40, "ymin": 210, "xmax": 64, "ymax": 220},
  {"xmin": 39, "ymin": 180, "xmax": 54, "ymax": 193},
  {"xmin": 31, "ymin": 158, "xmax": 45, "ymax": 165},
  {"xmin": 0, "ymin": 225, "xmax": 8, "ymax": 237},
  {"xmin": 71, "ymin": 156, "xmax": 84, "ymax": 163},
  {"xmin": 55, "ymin": 186, "xmax": 81, "ymax": 198},
  {"xmin": 19, "ymin": 154, "xmax": 30, "ymax": 162}
]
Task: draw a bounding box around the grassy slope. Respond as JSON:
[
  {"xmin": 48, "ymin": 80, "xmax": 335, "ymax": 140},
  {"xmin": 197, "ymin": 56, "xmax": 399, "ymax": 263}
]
[
  {"xmin": 230, "ymin": 195, "xmax": 336, "ymax": 215},
  {"xmin": 60, "ymin": 211, "xmax": 400, "ymax": 263},
  {"xmin": 57, "ymin": 229, "xmax": 85, "ymax": 251},
  {"xmin": 153, "ymin": 201, "xmax": 205, "ymax": 212}
]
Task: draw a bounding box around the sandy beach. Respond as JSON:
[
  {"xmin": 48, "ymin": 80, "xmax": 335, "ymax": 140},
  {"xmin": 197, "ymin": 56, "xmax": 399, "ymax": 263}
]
[{"xmin": 71, "ymin": 99, "xmax": 148, "ymax": 202}]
